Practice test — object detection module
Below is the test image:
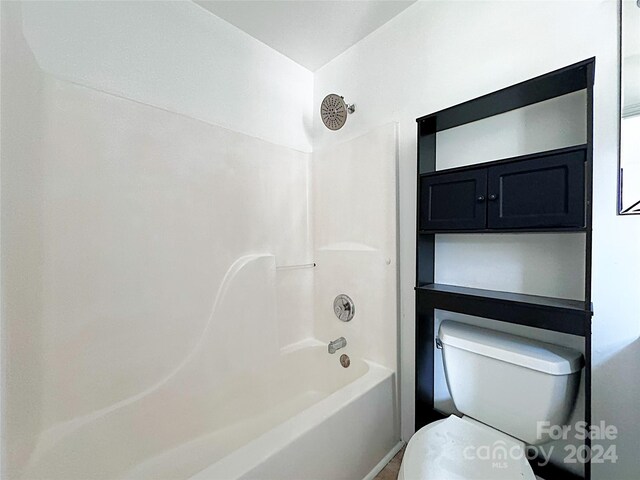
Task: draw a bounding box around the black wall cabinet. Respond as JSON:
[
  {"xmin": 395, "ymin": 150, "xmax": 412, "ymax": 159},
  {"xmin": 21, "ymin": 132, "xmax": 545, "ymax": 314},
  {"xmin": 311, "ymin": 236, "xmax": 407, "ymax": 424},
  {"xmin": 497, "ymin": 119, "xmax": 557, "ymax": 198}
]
[
  {"xmin": 419, "ymin": 169, "xmax": 487, "ymax": 230},
  {"xmin": 419, "ymin": 148, "xmax": 586, "ymax": 232}
]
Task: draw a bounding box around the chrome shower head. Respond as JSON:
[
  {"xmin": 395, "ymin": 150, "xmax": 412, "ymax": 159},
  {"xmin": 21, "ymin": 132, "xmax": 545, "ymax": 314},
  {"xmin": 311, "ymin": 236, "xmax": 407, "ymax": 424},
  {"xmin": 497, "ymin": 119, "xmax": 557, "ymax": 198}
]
[{"xmin": 320, "ymin": 94, "xmax": 355, "ymax": 130}]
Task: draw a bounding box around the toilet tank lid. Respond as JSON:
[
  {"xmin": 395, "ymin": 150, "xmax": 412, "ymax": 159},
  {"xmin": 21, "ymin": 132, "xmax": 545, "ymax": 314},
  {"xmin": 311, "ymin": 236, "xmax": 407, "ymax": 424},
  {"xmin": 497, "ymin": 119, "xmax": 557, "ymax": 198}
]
[{"xmin": 438, "ymin": 321, "xmax": 584, "ymax": 375}]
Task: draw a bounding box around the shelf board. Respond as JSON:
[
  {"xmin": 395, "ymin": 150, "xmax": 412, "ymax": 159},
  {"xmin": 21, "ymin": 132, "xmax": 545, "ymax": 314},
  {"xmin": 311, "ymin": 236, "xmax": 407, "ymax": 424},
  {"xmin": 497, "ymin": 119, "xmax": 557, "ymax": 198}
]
[
  {"xmin": 418, "ymin": 227, "xmax": 587, "ymax": 234},
  {"xmin": 416, "ymin": 283, "xmax": 591, "ymax": 336},
  {"xmin": 416, "ymin": 57, "xmax": 595, "ymax": 134},
  {"xmin": 418, "ymin": 144, "xmax": 587, "ymax": 178}
]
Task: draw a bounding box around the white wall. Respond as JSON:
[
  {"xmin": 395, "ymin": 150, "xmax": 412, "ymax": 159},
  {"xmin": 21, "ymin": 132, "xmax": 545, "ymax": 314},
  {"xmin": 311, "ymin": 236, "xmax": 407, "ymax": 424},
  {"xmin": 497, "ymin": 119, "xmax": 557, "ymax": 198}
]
[
  {"xmin": 1, "ymin": 2, "xmax": 314, "ymax": 478},
  {"xmin": 314, "ymin": 1, "xmax": 640, "ymax": 478},
  {"xmin": 19, "ymin": 0, "xmax": 313, "ymax": 153}
]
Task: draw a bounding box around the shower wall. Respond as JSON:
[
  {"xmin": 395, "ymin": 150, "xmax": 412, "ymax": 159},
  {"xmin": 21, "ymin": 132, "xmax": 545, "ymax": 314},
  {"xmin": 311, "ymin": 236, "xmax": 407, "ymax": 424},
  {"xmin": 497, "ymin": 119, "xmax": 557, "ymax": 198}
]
[
  {"xmin": 312, "ymin": 123, "xmax": 399, "ymax": 372},
  {"xmin": 1, "ymin": 2, "xmax": 313, "ymax": 478}
]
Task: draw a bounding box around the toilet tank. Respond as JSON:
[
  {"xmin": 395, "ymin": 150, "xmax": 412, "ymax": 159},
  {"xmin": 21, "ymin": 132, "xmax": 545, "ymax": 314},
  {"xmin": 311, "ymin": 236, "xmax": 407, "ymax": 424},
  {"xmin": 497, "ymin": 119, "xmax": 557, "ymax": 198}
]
[{"xmin": 439, "ymin": 321, "xmax": 583, "ymax": 445}]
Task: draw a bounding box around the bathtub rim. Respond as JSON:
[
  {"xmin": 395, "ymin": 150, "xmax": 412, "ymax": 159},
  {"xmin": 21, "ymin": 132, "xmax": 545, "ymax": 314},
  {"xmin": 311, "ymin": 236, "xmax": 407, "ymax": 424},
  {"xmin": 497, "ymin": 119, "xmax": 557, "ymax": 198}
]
[{"xmin": 188, "ymin": 342, "xmax": 396, "ymax": 480}]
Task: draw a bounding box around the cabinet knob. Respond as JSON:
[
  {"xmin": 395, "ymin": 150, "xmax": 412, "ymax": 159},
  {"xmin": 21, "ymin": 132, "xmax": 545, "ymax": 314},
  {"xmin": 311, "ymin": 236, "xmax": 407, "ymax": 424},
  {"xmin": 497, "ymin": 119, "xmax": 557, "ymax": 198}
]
[
  {"xmin": 477, "ymin": 195, "xmax": 486, "ymax": 202},
  {"xmin": 489, "ymin": 194, "xmax": 499, "ymax": 201}
]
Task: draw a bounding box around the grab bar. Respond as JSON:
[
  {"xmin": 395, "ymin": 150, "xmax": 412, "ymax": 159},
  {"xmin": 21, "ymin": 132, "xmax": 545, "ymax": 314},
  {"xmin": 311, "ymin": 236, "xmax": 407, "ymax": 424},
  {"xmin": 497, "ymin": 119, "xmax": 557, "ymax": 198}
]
[{"xmin": 275, "ymin": 263, "xmax": 316, "ymax": 271}]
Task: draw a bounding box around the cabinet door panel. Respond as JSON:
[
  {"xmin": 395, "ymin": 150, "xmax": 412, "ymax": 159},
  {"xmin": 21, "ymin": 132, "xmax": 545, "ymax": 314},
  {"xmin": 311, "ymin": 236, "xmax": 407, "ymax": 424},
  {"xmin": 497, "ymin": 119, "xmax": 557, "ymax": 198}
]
[
  {"xmin": 487, "ymin": 151, "xmax": 585, "ymax": 229},
  {"xmin": 419, "ymin": 170, "xmax": 487, "ymax": 231}
]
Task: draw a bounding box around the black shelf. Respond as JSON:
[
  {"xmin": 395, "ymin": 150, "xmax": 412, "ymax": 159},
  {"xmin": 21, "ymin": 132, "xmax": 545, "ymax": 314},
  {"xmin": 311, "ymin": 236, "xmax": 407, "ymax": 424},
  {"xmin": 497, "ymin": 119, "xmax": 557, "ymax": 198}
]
[
  {"xmin": 418, "ymin": 227, "xmax": 587, "ymax": 234},
  {"xmin": 416, "ymin": 58, "xmax": 595, "ymax": 134},
  {"xmin": 418, "ymin": 144, "xmax": 587, "ymax": 178},
  {"xmin": 416, "ymin": 283, "xmax": 591, "ymax": 336}
]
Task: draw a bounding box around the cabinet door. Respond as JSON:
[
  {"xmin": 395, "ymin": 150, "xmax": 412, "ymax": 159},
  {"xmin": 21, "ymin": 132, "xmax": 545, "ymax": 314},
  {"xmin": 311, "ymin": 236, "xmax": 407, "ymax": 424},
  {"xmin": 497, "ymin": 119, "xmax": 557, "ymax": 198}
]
[
  {"xmin": 419, "ymin": 169, "xmax": 487, "ymax": 231},
  {"xmin": 487, "ymin": 151, "xmax": 585, "ymax": 229}
]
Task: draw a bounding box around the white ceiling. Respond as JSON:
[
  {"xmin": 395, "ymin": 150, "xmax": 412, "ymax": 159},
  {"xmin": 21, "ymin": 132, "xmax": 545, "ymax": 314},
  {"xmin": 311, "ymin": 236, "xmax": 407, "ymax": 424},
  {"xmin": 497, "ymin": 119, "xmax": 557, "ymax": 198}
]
[{"xmin": 194, "ymin": 0, "xmax": 416, "ymax": 71}]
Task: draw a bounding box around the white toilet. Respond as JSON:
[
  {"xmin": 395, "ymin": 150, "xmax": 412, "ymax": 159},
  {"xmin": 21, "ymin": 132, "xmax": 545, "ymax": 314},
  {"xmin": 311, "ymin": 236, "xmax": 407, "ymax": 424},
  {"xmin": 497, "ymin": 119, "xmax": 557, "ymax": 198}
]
[{"xmin": 399, "ymin": 320, "xmax": 584, "ymax": 480}]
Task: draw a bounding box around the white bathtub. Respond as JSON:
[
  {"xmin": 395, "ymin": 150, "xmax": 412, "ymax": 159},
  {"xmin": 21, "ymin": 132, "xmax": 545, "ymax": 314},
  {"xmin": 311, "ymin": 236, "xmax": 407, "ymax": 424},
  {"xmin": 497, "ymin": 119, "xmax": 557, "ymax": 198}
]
[{"xmin": 24, "ymin": 342, "xmax": 399, "ymax": 480}]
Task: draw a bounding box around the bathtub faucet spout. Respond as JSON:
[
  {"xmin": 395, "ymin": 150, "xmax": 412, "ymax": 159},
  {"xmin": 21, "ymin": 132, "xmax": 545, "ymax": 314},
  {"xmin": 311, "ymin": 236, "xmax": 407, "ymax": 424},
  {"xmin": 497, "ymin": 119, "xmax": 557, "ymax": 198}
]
[{"xmin": 328, "ymin": 337, "xmax": 347, "ymax": 354}]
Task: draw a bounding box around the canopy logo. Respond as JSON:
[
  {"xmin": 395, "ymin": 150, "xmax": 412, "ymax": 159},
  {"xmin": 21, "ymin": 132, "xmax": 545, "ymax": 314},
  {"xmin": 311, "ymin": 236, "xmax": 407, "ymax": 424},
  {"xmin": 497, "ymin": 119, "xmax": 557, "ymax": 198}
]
[
  {"xmin": 462, "ymin": 440, "xmax": 554, "ymax": 468},
  {"xmin": 462, "ymin": 421, "xmax": 619, "ymax": 469}
]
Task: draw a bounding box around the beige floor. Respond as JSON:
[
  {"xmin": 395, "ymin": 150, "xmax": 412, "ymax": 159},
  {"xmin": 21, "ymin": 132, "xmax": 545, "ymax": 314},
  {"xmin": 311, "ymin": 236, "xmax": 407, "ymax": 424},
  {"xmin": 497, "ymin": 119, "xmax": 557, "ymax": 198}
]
[{"xmin": 374, "ymin": 447, "xmax": 405, "ymax": 480}]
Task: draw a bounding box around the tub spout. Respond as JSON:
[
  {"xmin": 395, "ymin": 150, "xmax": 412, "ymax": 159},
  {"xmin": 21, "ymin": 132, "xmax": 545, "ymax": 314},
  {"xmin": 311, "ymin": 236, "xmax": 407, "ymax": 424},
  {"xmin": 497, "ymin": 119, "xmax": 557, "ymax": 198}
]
[{"xmin": 328, "ymin": 337, "xmax": 347, "ymax": 354}]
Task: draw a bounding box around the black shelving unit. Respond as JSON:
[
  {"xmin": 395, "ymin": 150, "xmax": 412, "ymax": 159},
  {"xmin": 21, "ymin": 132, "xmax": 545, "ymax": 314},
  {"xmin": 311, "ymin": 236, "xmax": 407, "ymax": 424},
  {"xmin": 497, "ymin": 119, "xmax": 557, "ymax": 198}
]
[{"xmin": 415, "ymin": 58, "xmax": 595, "ymax": 480}]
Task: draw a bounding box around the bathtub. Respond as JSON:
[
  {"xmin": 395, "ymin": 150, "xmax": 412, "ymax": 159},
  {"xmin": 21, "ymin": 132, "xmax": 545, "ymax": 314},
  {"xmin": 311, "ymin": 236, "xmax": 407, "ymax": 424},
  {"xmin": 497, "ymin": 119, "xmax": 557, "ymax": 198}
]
[{"xmin": 24, "ymin": 341, "xmax": 400, "ymax": 480}]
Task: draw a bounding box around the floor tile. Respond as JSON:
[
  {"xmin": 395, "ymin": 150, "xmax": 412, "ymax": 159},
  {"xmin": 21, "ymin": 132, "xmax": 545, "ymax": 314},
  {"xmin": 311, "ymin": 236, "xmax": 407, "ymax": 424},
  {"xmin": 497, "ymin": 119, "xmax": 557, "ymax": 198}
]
[{"xmin": 374, "ymin": 446, "xmax": 405, "ymax": 480}]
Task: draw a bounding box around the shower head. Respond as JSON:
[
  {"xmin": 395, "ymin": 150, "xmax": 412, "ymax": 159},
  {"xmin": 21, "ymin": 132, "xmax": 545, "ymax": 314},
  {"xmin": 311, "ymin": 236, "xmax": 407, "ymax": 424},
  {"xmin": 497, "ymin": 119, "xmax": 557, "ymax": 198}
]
[{"xmin": 320, "ymin": 94, "xmax": 355, "ymax": 130}]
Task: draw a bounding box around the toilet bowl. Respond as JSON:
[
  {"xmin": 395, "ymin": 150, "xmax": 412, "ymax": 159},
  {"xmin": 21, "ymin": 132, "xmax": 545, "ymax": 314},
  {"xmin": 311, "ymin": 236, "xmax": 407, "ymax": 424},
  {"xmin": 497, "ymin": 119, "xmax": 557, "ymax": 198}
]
[
  {"xmin": 398, "ymin": 416, "xmax": 535, "ymax": 480},
  {"xmin": 400, "ymin": 321, "xmax": 583, "ymax": 480}
]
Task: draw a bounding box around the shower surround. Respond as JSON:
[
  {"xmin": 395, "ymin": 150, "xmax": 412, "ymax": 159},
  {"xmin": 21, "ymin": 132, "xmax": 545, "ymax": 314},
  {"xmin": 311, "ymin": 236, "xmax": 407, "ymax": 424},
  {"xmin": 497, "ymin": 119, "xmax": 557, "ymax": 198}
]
[{"xmin": 1, "ymin": 2, "xmax": 399, "ymax": 479}]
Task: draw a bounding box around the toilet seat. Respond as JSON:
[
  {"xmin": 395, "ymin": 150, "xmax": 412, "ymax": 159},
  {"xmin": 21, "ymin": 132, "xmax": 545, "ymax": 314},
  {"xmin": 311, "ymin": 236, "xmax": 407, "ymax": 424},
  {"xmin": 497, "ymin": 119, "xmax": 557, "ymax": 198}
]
[{"xmin": 398, "ymin": 415, "xmax": 536, "ymax": 480}]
